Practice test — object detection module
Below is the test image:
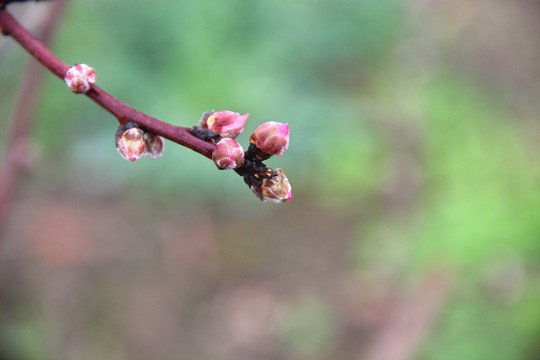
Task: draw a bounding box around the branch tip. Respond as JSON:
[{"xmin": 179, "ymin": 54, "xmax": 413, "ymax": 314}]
[{"xmin": 0, "ymin": 5, "xmax": 292, "ymax": 202}]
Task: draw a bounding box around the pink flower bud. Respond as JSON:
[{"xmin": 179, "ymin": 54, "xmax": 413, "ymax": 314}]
[
  {"xmin": 251, "ymin": 168, "xmax": 292, "ymax": 203},
  {"xmin": 202, "ymin": 110, "xmax": 249, "ymax": 139},
  {"xmin": 212, "ymin": 138, "xmax": 245, "ymax": 170},
  {"xmin": 116, "ymin": 126, "xmax": 146, "ymax": 162},
  {"xmin": 143, "ymin": 132, "xmax": 165, "ymax": 159},
  {"xmin": 250, "ymin": 122, "xmax": 289, "ymax": 157},
  {"xmin": 64, "ymin": 64, "xmax": 96, "ymax": 94}
]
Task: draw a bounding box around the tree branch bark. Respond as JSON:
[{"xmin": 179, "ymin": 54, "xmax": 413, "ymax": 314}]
[{"xmin": 0, "ymin": 8, "xmax": 215, "ymax": 159}]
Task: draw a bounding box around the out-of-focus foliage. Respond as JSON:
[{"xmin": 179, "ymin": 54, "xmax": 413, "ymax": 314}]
[{"xmin": 2, "ymin": 0, "xmax": 540, "ymax": 359}]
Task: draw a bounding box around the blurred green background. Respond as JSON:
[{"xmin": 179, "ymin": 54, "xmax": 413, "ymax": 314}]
[{"xmin": 1, "ymin": 0, "xmax": 540, "ymax": 359}]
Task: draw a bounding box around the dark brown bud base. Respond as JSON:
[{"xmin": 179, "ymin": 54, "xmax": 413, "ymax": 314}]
[
  {"xmin": 236, "ymin": 143, "xmax": 277, "ymax": 191},
  {"xmin": 115, "ymin": 121, "xmax": 139, "ymax": 138},
  {"xmin": 244, "ymin": 142, "xmax": 273, "ymax": 162},
  {"xmin": 190, "ymin": 125, "xmax": 221, "ymax": 143},
  {"xmin": 115, "ymin": 122, "xmax": 141, "ymax": 140},
  {"xmin": 190, "ymin": 110, "xmax": 221, "ymax": 143}
]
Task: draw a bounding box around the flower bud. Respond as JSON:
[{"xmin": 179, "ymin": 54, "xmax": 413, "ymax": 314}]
[
  {"xmin": 202, "ymin": 110, "xmax": 248, "ymax": 139},
  {"xmin": 64, "ymin": 64, "xmax": 96, "ymax": 94},
  {"xmin": 212, "ymin": 138, "xmax": 245, "ymax": 170},
  {"xmin": 251, "ymin": 168, "xmax": 292, "ymax": 203},
  {"xmin": 143, "ymin": 132, "xmax": 165, "ymax": 159},
  {"xmin": 115, "ymin": 124, "xmax": 146, "ymax": 162},
  {"xmin": 249, "ymin": 122, "xmax": 289, "ymax": 157}
]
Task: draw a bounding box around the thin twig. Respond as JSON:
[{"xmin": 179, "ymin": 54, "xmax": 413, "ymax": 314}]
[
  {"xmin": 0, "ymin": 4, "xmax": 291, "ymax": 211},
  {"xmin": 0, "ymin": 8, "xmax": 216, "ymax": 159}
]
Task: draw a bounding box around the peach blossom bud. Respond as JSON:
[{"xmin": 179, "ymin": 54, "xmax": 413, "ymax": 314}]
[
  {"xmin": 64, "ymin": 64, "xmax": 96, "ymax": 94},
  {"xmin": 251, "ymin": 168, "xmax": 292, "ymax": 203},
  {"xmin": 115, "ymin": 124, "xmax": 146, "ymax": 162},
  {"xmin": 143, "ymin": 132, "xmax": 165, "ymax": 159},
  {"xmin": 212, "ymin": 138, "xmax": 245, "ymax": 170},
  {"xmin": 202, "ymin": 110, "xmax": 249, "ymax": 139},
  {"xmin": 249, "ymin": 122, "xmax": 289, "ymax": 157}
]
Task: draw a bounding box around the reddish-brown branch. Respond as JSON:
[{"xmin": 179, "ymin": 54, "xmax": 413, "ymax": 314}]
[{"xmin": 0, "ymin": 8, "xmax": 215, "ymax": 159}]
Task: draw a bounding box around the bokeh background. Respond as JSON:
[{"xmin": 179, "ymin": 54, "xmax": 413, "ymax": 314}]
[{"xmin": 1, "ymin": 0, "xmax": 540, "ymax": 359}]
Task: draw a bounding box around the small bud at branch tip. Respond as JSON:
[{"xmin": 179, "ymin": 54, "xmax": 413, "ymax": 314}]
[{"xmin": 250, "ymin": 168, "xmax": 292, "ymax": 203}]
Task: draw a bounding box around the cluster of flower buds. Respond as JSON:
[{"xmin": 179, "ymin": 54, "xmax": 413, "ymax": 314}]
[
  {"xmin": 115, "ymin": 108, "xmax": 292, "ymax": 203},
  {"xmin": 64, "ymin": 64, "xmax": 96, "ymax": 94},
  {"xmin": 203, "ymin": 109, "xmax": 292, "ymax": 203},
  {"xmin": 115, "ymin": 122, "xmax": 164, "ymax": 162},
  {"xmin": 246, "ymin": 122, "xmax": 291, "ymax": 202}
]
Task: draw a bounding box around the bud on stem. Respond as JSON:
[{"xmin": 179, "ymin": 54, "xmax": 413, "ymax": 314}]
[
  {"xmin": 250, "ymin": 122, "xmax": 289, "ymax": 157},
  {"xmin": 250, "ymin": 168, "xmax": 292, "ymax": 203},
  {"xmin": 212, "ymin": 138, "xmax": 245, "ymax": 170},
  {"xmin": 115, "ymin": 123, "xmax": 146, "ymax": 162},
  {"xmin": 201, "ymin": 110, "xmax": 249, "ymax": 139},
  {"xmin": 143, "ymin": 132, "xmax": 165, "ymax": 159},
  {"xmin": 64, "ymin": 64, "xmax": 96, "ymax": 94}
]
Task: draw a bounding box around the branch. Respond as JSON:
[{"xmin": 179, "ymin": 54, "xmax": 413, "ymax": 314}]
[
  {"xmin": 0, "ymin": 8, "xmax": 215, "ymax": 159},
  {"xmin": 0, "ymin": 5, "xmax": 292, "ymax": 204}
]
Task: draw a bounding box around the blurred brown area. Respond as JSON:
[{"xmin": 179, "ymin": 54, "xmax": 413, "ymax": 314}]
[{"xmin": 0, "ymin": 193, "xmax": 409, "ymax": 360}]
